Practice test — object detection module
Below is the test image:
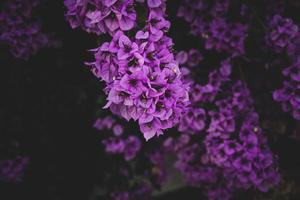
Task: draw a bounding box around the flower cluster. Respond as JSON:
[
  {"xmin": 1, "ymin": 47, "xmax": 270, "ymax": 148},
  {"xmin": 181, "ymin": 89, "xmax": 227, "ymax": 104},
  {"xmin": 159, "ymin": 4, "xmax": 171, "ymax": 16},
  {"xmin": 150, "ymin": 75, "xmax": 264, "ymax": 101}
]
[
  {"xmin": 178, "ymin": 107, "xmax": 206, "ymax": 134},
  {"xmin": 176, "ymin": 49, "xmax": 203, "ymax": 68},
  {"xmin": 0, "ymin": 0, "xmax": 58, "ymax": 59},
  {"xmin": 177, "ymin": 0, "xmax": 247, "ymax": 56},
  {"xmin": 94, "ymin": 116, "xmax": 141, "ymax": 160},
  {"xmin": 273, "ymin": 57, "xmax": 300, "ymax": 120},
  {"xmin": 0, "ymin": 156, "xmax": 30, "ymax": 183},
  {"xmin": 165, "ymin": 80, "xmax": 280, "ymax": 199},
  {"xmin": 88, "ymin": 1, "xmax": 189, "ymax": 140},
  {"xmin": 204, "ymin": 81, "xmax": 280, "ymax": 192},
  {"xmin": 64, "ymin": 0, "xmax": 136, "ymax": 35},
  {"xmin": 267, "ymin": 15, "xmax": 300, "ymax": 120},
  {"xmin": 266, "ymin": 15, "xmax": 299, "ymax": 51},
  {"xmin": 204, "ymin": 19, "xmax": 248, "ymax": 56}
]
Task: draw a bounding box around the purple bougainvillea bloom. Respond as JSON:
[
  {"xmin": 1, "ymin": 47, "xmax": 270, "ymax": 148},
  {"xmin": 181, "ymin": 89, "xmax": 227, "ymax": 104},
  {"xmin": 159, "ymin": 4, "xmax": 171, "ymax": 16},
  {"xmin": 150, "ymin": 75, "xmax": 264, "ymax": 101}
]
[
  {"xmin": 93, "ymin": 116, "xmax": 115, "ymax": 130},
  {"xmin": 104, "ymin": 0, "xmax": 118, "ymax": 7},
  {"xmin": 273, "ymin": 57, "xmax": 300, "ymax": 120},
  {"xmin": 117, "ymin": 35, "xmax": 138, "ymax": 60},
  {"xmin": 140, "ymin": 119, "xmax": 163, "ymax": 141},
  {"xmin": 176, "ymin": 51, "xmax": 188, "ymax": 65},
  {"xmin": 96, "ymin": 116, "xmax": 142, "ymax": 160},
  {"xmin": 147, "ymin": 0, "xmax": 162, "ymax": 8},
  {"xmin": 113, "ymin": 124, "xmax": 124, "ymax": 136},
  {"xmin": 119, "ymin": 71, "xmax": 147, "ymax": 94},
  {"xmin": 177, "ymin": 0, "xmax": 247, "ymax": 56},
  {"xmin": 187, "ymin": 49, "xmax": 203, "ymax": 67},
  {"xmin": 266, "ymin": 15, "xmax": 299, "ymax": 51},
  {"xmin": 103, "ymin": 137, "xmax": 126, "ymax": 153},
  {"xmin": 124, "ymin": 136, "xmax": 141, "ymax": 160},
  {"xmin": 64, "ymin": 0, "xmax": 136, "ymax": 35},
  {"xmin": 178, "ymin": 108, "xmax": 206, "ymax": 134},
  {"xmin": 117, "ymin": 1, "xmax": 137, "ymax": 31},
  {"xmin": 135, "ymin": 30, "xmax": 149, "ymax": 40},
  {"xmin": 87, "ymin": 2, "xmax": 189, "ymax": 140}
]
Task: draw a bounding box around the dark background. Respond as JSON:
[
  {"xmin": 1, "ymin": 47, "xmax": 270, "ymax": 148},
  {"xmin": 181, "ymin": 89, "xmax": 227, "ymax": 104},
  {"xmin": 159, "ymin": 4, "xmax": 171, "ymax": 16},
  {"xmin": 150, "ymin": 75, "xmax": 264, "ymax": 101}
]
[{"xmin": 1, "ymin": 1, "xmax": 300, "ymax": 200}]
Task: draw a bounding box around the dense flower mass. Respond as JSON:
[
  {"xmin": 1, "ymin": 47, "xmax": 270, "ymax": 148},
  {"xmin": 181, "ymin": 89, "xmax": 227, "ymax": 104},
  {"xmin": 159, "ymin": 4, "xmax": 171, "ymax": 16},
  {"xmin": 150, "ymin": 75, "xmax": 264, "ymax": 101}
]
[
  {"xmin": 165, "ymin": 80, "xmax": 280, "ymax": 199},
  {"xmin": 266, "ymin": 14, "xmax": 300, "ymax": 120},
  {"xmin": 177, "ymin": 0, "xmax": 247, "ymax": 56},
  {"xmin": 204, "ymin": 19, "xmax": 248, "ymax": 56},
  {"xmin": 273, "ymin": 57, "xmax": 300, "ymax": 120},
  {"xmin": 204, "ymin": 81, "xmax": 280, "ymax": 193},
  {"xmin": 87, "ymin": 0, "xmax": 189, "ymax": 140},
  {"xmin": 266, "ymin": 15, "xmax": 299, "ymax": 51},
  {"xmin": 0, "ymin": 156, "xmax": 30, "ymax": 183},
  {"xmin": 64, "ymin": 0, "xmax": 137, "ymax": 35},
  {"xmin": 0, "ymin": 0, "xmax": 58, "ymax": 59}
]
